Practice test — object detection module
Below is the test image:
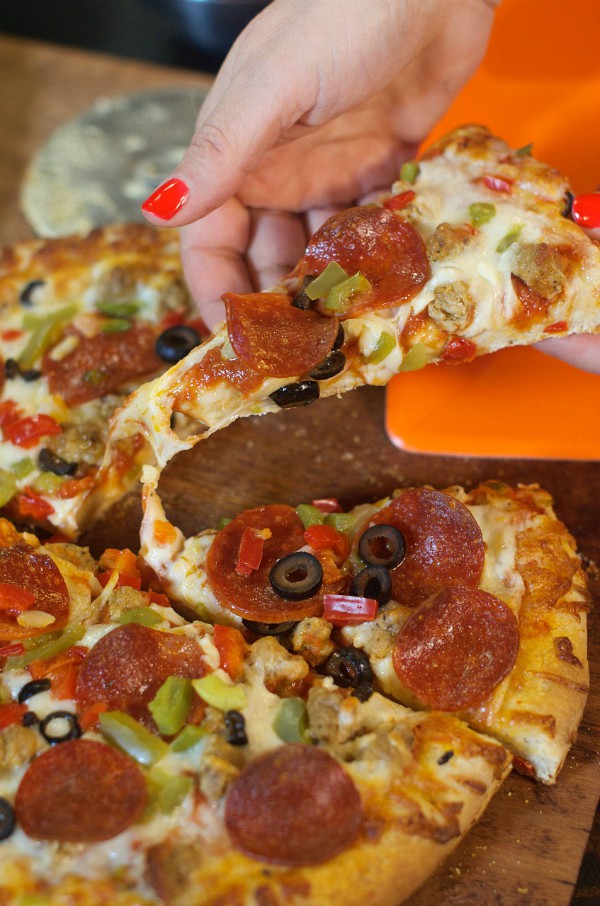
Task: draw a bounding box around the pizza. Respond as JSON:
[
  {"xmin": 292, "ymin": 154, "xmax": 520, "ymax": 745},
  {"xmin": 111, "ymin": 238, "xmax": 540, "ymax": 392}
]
[
  {"xmin": 107, "ymin": 124, "xmax": 600, "ymax": 480},
  {"xmin": 139, "ymin": 473, "xmax": 589, "ymax": 785},
  {"xmin": 0, "ymin": 514, "xmax": 512, "ymax": 905},
  {"xmin": 0, "ymin": 224, "xmax": 206, "ymax": 537}
]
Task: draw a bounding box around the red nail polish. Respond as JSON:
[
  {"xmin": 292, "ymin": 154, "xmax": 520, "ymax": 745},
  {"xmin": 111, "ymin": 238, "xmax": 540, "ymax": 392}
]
[
  {"xmin": 571, "ymin": 193, "xmax": 600, "ymax": 229},
  {"xmin": 141, "ymin": 177, "xmax": 190, "ymax": 220}
]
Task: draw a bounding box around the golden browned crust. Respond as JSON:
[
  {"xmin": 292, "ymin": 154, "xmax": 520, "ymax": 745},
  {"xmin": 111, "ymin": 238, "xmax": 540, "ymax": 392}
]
[
  {"xmin": 0, "ymin": 224, "xmax": 183, "ymax": 309},
  {"xmin": 144, "ymin": 707, "xmax": 511, "ymax": 906},
  {"xmin": 342, "ymin": 482, "xmax": 589, "ymax": 784}
]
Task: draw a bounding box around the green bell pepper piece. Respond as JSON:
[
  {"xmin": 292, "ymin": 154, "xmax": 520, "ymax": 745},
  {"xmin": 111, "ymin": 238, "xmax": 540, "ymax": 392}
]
[
  {"xmin": 0, "ymin": 470, "xmax": 17, "ymax": 507},
  {"xmin": 145, "ymin": 767, "xmax": 194, "ymax": 815},
  {"xmin": 400, "ymin": 161, "xmax": 420, "ymax": 183},
  {"xmin": 468, "ymin": 202, "xmax": 496, "ymax": 227},
  {"xmin": 101, "ymin": 318, "xmax": 132, "ymax": 334},
  {"xmin": 170, "ymin": 724, "xmax": 207, "ymax": 753},
  {"xmin": 95, "ymin": 301, "xmax": 140, "ymax": 318},
  {"xmin": 367, "ymin": 332, "xmax": 396, "ymax": 364},
  {"xmin": 18, "ymin": 321, "xmax": 64, "ymax": 370},
  {"xmin": 399, "ymin": 343, "xmax": 432, "ymax": 372},
  {"xmin": 148, "ymin": 676, "xmax": 193, "ymax": 736},
  {"xmin": 192, "ymin": 675, "xmax": 247, "ymax": 711},
  {"xmin": 323, "ymin": 273, "xmax": 371, "ymax": 313},
  {"xmin": 119, "ymin": 606, "xmax": 163, "ymax": 628},
  {"xmin": 22, "ymin": 304, "xmax": 79, "ymax": 331},
  {"xmin": 6, "ymin": 624, "xmax": 85, "ymax": 669},
  {"xmin": 304, "ymin": 262, "xmax": 349, "ymax": 300},
  {"xmin": 296, "ymin": 504, "xmax": 325, "ymax": 529},
  {"xmin": 99, "ymin": 711, "xmax": 169, "ymax": 766},
  {"xmin": 496, "ymin": 225, "xmax": 523, "ymax": 253},
  {"xmin": 324, "ymin": 512, "xmax": 355, "ymax": 534},
  {"xmin": 11, "ymin": 458, "xmax": 35, "ymax": 480},
  {"xmin": 273, "ymin": 697, "xmax": 308, "ymax": 743}
]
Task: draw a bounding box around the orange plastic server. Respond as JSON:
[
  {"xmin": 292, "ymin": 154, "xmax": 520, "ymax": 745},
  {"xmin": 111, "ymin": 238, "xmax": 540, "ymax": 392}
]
[{"xmin": 385, "ymin": 0, "xmax": 600, "ymax": 459}]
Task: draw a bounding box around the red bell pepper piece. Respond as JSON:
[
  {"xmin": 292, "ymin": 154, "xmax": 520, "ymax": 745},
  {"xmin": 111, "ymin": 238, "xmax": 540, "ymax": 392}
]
[
  {"xmin": 383, "ymin": 190, "xmax": 416, "ymax": 211},
  {"xmin": 4, "ymin": 414, "xmax": 62, "ymax": 449},
  {"xmin": 15, "ymin": 488, "xmax": 55, "ymax": 519},
  {"xmin": 323, "ymin": 594, "xmax": 378, "ymax": 626},
  {"xmin": 304, "ymin": 524, "xmax": 349, "ymax": 559},
  {"xmin": 213, "ymin": 624, "xmax": 246, "ymax": 681},
  {"xmin": 483, "ymin": 174, "xmax": 513, "ymax": 194},
  {"xmin": 0, "ymin": 701, "xmax": 27, "ymax": 730},
  {"xmin": 235, "ymin": 528, "xmax": 265, "ymax": 576}
]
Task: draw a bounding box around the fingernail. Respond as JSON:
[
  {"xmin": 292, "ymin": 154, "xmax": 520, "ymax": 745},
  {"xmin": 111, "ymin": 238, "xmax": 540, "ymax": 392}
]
[{"xmin": 141, "ymin": 177, "xmax": 190, "ymax": 220}]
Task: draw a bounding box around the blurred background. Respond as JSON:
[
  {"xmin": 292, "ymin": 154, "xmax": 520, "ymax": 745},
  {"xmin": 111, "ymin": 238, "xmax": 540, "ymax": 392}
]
[{"xmin": 0, "ymin": 0, "xmax": 270, "ymax": 72}]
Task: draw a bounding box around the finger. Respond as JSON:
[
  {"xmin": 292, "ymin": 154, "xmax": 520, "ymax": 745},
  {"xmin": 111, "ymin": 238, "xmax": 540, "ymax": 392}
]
[
  {"xmin": 305, "ymin": 206, "xmax": 346, "ymax": 236},
  {"xmin": 535, "ymin": 335, "xmax": 600, "ymax": 375},
  {"xmin": 180, "ymin": 198, "xmax": 252, "ymax": 330},
  {"xmin": 246, "ymin": 210, "xmax": 307, "ymax": 289}
]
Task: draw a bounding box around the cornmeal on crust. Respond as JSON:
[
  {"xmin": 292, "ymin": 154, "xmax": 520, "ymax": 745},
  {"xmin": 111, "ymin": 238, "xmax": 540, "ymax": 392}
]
[{"xmin": 107, "ymin": 124, "xmax": 600, "ymax": 481}]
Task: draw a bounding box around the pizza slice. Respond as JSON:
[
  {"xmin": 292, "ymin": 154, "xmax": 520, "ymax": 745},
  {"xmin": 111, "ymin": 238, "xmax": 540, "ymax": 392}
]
[
  {"xmin": 0, "ymin": 224, "xmax": 206, "ymax": 537},
  {"xmin": 0, "ymin": 516, "xmax": 511, "ymax": 906},
  {"xmin": 139, "ymin": 474, "xmax": 589, "ymax": 784},
  {"xmin": 107, "ymin": 124, "xmax": 600, "ymax": 478}
]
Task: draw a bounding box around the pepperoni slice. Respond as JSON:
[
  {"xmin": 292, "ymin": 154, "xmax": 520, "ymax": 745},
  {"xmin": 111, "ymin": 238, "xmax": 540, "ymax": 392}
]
[
  {"xmin": 225, "ymin": 744, "xmax": 362, "ymax": 866},
  {"xmin": 0, "ymin": 546, "xmax": 70, "ymax": 640},
  {"xmin": 367, "ymin": 489, "xmax": 485, "ymax": 607},
  {"xmin": 392, "ymin": 585, "xmax": 520, "ymax": 710},
  {"xmin": 75, "ymin": 623, "xmax": 205, "ymax": 728},
  {"xmin": 303, "ymin": 206, "xmax": 430, "ymax": 313},
  {"xmin": 224, "ymin": 292, "xmax": 339, "ymax": 378},
  {"xmin": 206, "ymin": 505, "xmax": 338, "ymax": 622},
  {"xmin": 15, "ymin": 738, "xmax": 147, "ymax": 842},
  {"xmin": 43, "ymin": 325, "xmax": 163, "ymax": 406}
]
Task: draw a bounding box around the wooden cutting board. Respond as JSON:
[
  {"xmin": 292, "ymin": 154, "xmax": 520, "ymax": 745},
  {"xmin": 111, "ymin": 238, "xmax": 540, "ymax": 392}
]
[
  {"xmin": 1, "ymin": 31, "xmax": 598, "ymax": 906},
  {"xmin": 86, "ymin": 387, "xmax": 600, "ymax": 906}
]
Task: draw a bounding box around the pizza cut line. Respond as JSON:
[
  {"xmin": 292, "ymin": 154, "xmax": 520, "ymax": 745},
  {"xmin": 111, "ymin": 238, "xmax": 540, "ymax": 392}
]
[
  {"xmin": 0, "ymin": 516, "xmax": 512, "ymax": 906},
  {"xmin": 106, "ymin": 124, "xmax": 600, "ymax": 483}
]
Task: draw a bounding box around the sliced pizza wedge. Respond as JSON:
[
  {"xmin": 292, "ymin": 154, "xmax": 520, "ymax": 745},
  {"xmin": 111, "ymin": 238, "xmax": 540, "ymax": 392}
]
[
  {"xmin": 108, "ymin": 125, "xmax": 600, "ymax": 479},
  {"xmin": 139, "ymin": 475, "xmax": 589, "ymax": 784},
  {"xmin": 0, "ymin": 516, "xmax": 510, "ymax": 906},
  {"xmin": 0, "ymin": 224, "xmax": 206, "ymax": 536}
]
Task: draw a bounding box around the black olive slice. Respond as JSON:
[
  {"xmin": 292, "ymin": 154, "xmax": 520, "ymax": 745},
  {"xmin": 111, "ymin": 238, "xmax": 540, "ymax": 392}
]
[
  {"xmin": 269, "ymin": 552, "xmax": 323, "ymax": 601},
  {"xmin": 308, "ymin": 350, "xmax": 345, "ymax": 381},
  {"xmin": 225, "ymin": 710, "xmax": 248, "ymax": 746},
  {"xmin": 242, "ymin": 618, "xmax": 298, "ymax": 635},
  {"xmin": 18, "ymin": 678, "xmax": 52, "ymax": 703},
  {"xmin": 39, "ymin": 711, "xmax": 82, "ymax": 745},
  {"xmin": 4, "ymin": 359, "xmax": 41, "ymax": 382},
  {"xmin": 22, "ymin": 711, "xmax": 39, "ymax": 728},
  {"xmin": 562, "ymin": 191, "xmax": 574, "ymax": 218},
  {"xmin": 0, "ymin": 798, "xmax": 16, "ymax": 841},
  {"xmin": 38, "ymin": 448, "xmax": 77, "ymax": 477},
  {"xmin": 269, "ymin": 381, "xmax": 319, "ymax": 409},
  {"xmin": 290, "ymin": 276, "xmax": 314, "ymax": 311},
  {"xmin": 437, "ymin": 750, "xmax": 454, "ymax": 765},
  {"xmin": 155, "ymin": 325, "xmax": 201, "ymax": 364},
  {"xmin": 19, "ymin": 279, "xmax": 45, "ymax": 307},
  {"xmin": 332, "ymin": 323, "xmax": 345, "ymax": 351},
  {"xmin": 350, "ymin": 564, "xmax": 392, "ymax": 606},
  {"xmin": 323, "ymin": 647, "xmax": 374, "ymax": 702},
  {"xmin": 358, "ymin": 524, "xmax": 406, "ymax": 569}
]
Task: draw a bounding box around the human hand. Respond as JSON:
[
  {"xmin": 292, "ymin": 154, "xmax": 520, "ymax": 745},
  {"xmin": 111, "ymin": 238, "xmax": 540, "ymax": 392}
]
[{"xmin": 141, "ymin": 0, "xmax": 497, "ymax": 328}]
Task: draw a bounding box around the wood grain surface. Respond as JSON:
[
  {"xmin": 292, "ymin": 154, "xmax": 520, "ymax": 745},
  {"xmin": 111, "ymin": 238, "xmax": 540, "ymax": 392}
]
[{"xmin": 0, "ymin": 33, "xmax": 598, "ymax": 906}]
